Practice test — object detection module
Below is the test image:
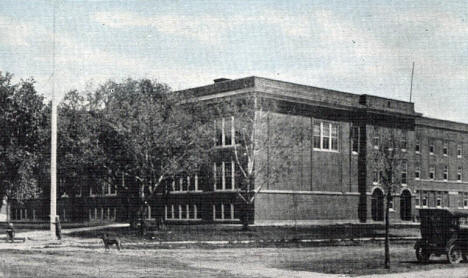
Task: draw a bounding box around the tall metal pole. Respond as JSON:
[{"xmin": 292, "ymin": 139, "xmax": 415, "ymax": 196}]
[
  {"xmin": 50, "ymin": 1, "xmax": 57, "ymax": 239},
  {"xmin": 409, "ymin": 62, "xmax": 415, "ymax": 103}
]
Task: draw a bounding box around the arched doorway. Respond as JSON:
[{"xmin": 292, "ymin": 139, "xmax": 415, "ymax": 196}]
[
  {"xmin": 400, "ymin": 190, "xmax": 412, "ymax": 221},
  {"xmin": 371, "ymin": 188, "xmax": 384, "ymax": 221}
]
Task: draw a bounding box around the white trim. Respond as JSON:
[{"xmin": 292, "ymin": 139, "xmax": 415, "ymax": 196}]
[{"xmin": 260, "ymin": 190, "xmax": 360, "ymax": 196}]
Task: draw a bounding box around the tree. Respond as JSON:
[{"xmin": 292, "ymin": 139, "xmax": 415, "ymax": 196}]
[
  {"xmin": 0, "ymin": 72, "xmax": 47, "ymax": 211},
  {"xmin": 213, "ymin": 94, "xmax": 306, "ymax": 230},
  {"xmin": 89, "ymin": 79, "xmax": 212, "ymax": 233},
  {"xmin": 372, "ymin": 127, "xmax": 407, "ymax": 269}
]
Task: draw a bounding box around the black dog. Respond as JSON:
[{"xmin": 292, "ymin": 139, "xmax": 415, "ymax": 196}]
[{"xmin": 101, "ymin": 233, "xmax": 122, "ymax": 251}]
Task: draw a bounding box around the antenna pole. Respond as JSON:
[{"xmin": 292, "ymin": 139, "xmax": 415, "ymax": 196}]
[{"xmin": 409, "ymin": 62, "xmax": 415, "ymax": 102}]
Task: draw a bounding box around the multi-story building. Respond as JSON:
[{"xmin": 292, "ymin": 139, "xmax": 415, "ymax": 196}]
[{"xmin": 7, "ymin": 76, "xmax": 468, "ymax": 224}]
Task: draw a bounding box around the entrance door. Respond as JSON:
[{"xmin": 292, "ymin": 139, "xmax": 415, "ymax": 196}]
[
  {"xmin": 400, "ymin": 190, "xmax": 412, "ymax": 221},
  {"xmin": 371, "ymin": 189, "xmax": 384, "ymax": 221}
]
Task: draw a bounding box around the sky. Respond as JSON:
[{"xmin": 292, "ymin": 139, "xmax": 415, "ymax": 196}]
[{"xmin": 1, "ymin": 0, "xmax": 467, "ymax": 122}]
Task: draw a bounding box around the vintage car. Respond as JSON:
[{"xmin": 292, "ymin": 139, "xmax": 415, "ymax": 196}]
[{"xmin": 415, "ymin": 208, "xmax": 468, "ymax": 264}]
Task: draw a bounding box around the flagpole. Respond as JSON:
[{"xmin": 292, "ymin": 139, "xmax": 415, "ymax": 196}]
[
  {"xmin": 50, "ymin": 1, "xmax": 57, "ymax": 239},
  {"xmin": 409, "ymin": 62, "xmax": 415, "ymax": 103}
]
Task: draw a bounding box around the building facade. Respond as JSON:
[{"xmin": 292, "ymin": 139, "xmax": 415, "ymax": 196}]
[{"xmin": 8, "ymin": 76, "xmax": 468, "ymax": 225}]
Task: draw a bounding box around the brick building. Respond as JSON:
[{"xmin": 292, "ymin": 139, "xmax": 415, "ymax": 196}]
[{"xmin": 8, "ymin": 76, "xmax": 468, "ymax": 224}]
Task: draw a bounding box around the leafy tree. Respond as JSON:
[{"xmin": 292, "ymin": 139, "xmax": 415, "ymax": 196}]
[
  {"xmin": 371, "ymin": 128, "xmax": 407, "ymax": 269},
  {"xmin": 0, "ymin": 72, "xmax": 47, "ymax": 210},
  {"xmin": 89, "ymin": 79, "xmax": 212, "ymax": 233}
]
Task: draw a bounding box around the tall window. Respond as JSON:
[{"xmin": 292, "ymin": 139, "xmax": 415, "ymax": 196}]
[
  {"xmin": 415, "ymin": 165, "xmax": 421, "ymax": 180},
  {"xmin": 443, "ymin": 142, "xmax": 448, "ymax": 156},
  {"xmin": 351, "ymin": 126, "xmax": 360, "ymax": 153},
  {"xmin": 458, "ymin": 166, "xmax": 462, "ymax": 182},
  {"xmin": 313, "ymin": 122, "xmax": 321, "ymax": 149},
  {"xmin": 415, "ymin": 191, "xmax": 420, "ymax": 207},
  {"xmin": 313, "ymin": 121, "xmax": 339, "ymax": 151},
  {"xmin": 214, "ymin": 163, "xmax": 223, "ymax": 190},
  {"xmin": 322, "ymin": 124, "xmax": 330, "ymax": 149},
  {"xmin": 372, "ymin": 136, "xmax": 380, "ymax": 149},
  {"xmin": 458, "ymin": 144, "xmax": 463, "ymax": 158},
  {"xmin": 429, "ymin": 166, "xmax": 435, "ymax": 180},
  {"xmin": 415, "ymin": 140, "xmax": 420, "ymax": 153},
  {"xmin": 224, "ymin": 117, "xmax": 232, "ymax": 145},
  {"xmin": 214, "ymin": 161, "xmax": 236, "ymax": 191},
  {"xmin": 213, "ymin": 203, "xmax": 236, "ymax": 221},
  {"xmin": 401, "ymin": 161, "xmax": 407, "ymax": 185},
  {"xmin": 400, "ymin": 136, "xmax": 407, "ymax": 151},
  {"xmin": 443, "ymin": 165, "xmax": 448, "ymax": 181},
  {"xmin": 429, "ymin": 142, "xmax": 434, "ymax": 155},
  {"xmin": 214, "ymin": 117, "xmax": 234, "ymax": 146}
]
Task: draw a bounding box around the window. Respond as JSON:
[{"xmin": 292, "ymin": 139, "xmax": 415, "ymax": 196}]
[
  {"xmin": 373, "ymin": 136, "xmax": 380, "ymax": 149},
  {"xmin": 415, "ymin": 166, "xmax": 421, "ymax": 180},
  {"xmin": 464, "ymin": 198, "xmax": 468, "ymax": 208},
  {"xmin": 443, "ymin": 165, "xmax": 448, "ymax": 181},
  {"xmin": 213, "ymin": 203, "xmax": 236, "ymax": 221},
  {"xmin": 76, "ymin": 185, "xmax": 82, "ymax": 197},
  {"xmin": 429, "ymin": 166, "xmax": 435, "ymax": 180},
  {"xmin": 165, "ymin": 204, "xmax": 200, "ymax": 220},
  {"xmin": 224, "ymin": 117, "xmax": 233, "ymax": 145},
  {"xmin": 422, "ymin": 196, "xmax": 428, "ymax": 207},
  {"xmin": 322, "ymin": 124, "xmax": 330, "ymax": 149},
  {"xmin": 313, "ymin": 122, "xmax": 321, "ymax": 149},
  {"xmin": 443, "ymin": 142, "xmax": 448, "ymax": 156},
  {"xmin": 171, "ymin": 174, "xmax": 199, "ymax": 192},
  {"xmin": 429, "ymin": 142, "xmax": 434, "ymax": 155},
  {"xmin": 224, "ymin": 162, "xmax": 234, "ymax": 190},
  {"xmin": 105, "ymin": 184, "xmax": 117, "ymax": 196},
  {"xmin": 214, "ymin": 161, "xmax": 236, "ymax": 191},
  {"xmin": 331, "ymin": 124, "xmax": 338, "ymax": 150},
  {"xmin": 415, "ymin": 140, "xmax": 420, "ymax": 153},
  {"xmin": 415, "ymin": 191, "xmax": 420, "ymax": 207},
  {"xmin": 214, "ymin": 163, "xmax": 223, "ymax": 190},
  {"xmin": 436, "ymin": 198, "xmax": 442, "ymax": 208},
  {"xmin": 458, "ymin": 144, "xmax": 463, "ymax": 158},
  {"xmin": 351, "ymin": 126, "xmax": 360, "ymax": 153},
  {"xmin": 401, "ymin": 161, "xmax": 407, "ymax": 185},
  {"xmin": 181, "ymin": 176, "xmax": 188, "ymax": 191},
  {"xmin": 89, "ymin": 186, "xmax": 96, "ymax": 197},
  {"xmin": 313, "ymin": 121, "xmax": 339, "ymax": 151},
  {"xmin": 215, "ymin": 117, "xmax": 235, "ymax": 146},
  {"xmin": 401, "ymin": 137, "xmax": 407, "ymax": 151}
]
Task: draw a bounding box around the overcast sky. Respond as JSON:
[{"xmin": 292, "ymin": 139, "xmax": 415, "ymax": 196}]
[{"xmin": 1, "ymin": 0, "xmax": 467, "ymax": 122}]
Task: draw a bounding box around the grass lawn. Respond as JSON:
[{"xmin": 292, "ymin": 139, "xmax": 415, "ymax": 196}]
[
  {"xmin": 273, "ymin": 241, "xmax": 468, "ymax": 276},
  {"xmin": 0, "ymin": 241, "xmax": 466, "ymax": 277},
  {"xmin": 68, "ymin": 223, "xmax": 420, "ymax": 243}
]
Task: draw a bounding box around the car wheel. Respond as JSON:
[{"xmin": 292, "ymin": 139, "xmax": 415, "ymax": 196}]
[
  {"xmin": 447, "ymin": 245, "xmax": 463, "ymax": 264},
  {"xmin": 416, "ymin": 246, "xmax": 430, "ymax": 263}
]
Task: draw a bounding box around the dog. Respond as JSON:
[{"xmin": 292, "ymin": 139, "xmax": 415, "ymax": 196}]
[{"xmin": 101, "ymin": 233, "xmax": 122, "ymax": 251}]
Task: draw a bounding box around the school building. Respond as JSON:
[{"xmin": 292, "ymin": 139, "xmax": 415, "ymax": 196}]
[{"xmin": 8, "ymin": 76, "xmax": 468, "ymax": 224}]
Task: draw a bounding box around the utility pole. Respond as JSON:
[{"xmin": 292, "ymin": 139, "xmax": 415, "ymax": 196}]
[{"xmin": 50, "ymin": 1, "xmax": 57, "ymax": 239}]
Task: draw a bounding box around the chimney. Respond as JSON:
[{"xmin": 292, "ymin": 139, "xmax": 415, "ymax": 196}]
[{"xmin": 213, "ymin": 78, "xmax": 231, "ymax": 83}]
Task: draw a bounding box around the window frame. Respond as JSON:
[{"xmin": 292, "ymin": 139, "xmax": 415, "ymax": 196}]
[
  {"xmin": 313, "ymin": 121, "xmax": 339, "ymax": 152},
  {"xmin": 443, "ymin": 165, "xmax": 448, "ymax": 181}
]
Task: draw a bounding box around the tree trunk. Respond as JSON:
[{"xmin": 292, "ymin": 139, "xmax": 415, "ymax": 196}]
[
  {"xmin": 384, "ymin": 193, "xmax": 391, "ymax": 269},
  {"xmin": 241, "ymin": 203, "xmax": 250, "ymax": 231}
]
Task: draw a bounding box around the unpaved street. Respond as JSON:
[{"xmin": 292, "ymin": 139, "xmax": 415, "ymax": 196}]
[{"xmin": 1, "ymin": 237, "xmax": 468, "ymax": 277}]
